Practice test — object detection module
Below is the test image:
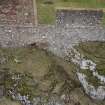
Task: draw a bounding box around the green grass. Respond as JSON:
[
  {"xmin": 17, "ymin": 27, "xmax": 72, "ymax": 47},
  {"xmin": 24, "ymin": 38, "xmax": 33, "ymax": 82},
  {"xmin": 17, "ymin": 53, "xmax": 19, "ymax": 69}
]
[
  {"xmin": 37, "ymin": 4, "xmax": 56, "ymax": 24},
  {"xmin": 36, "ymin": 0, "xmax": 105, "ymax": 24},
  {"xmin": 96, "ymin": 64, "xmax": 105, "ymax": 76}
]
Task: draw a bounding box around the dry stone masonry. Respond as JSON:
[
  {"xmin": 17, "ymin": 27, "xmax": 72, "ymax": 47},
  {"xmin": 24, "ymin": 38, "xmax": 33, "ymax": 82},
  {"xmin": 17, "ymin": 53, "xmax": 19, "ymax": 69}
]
[
  {"xmin": 0, "ymin": 10, "xmax": 105, "ymax": 57},
  {"xmin": 56, "ymin": 9, "xmax": 103, "ymax": 26}
]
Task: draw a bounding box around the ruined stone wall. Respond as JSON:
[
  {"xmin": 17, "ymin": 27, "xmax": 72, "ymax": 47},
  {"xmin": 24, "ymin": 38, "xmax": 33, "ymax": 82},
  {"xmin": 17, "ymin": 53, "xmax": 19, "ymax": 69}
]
[
  {"xmin": 0, "ymin": 10, "xmax": 105, "ymax": 57},
  {"xmin": 56, "ymin": 9, "xmax": 103, "ymax": 26}
]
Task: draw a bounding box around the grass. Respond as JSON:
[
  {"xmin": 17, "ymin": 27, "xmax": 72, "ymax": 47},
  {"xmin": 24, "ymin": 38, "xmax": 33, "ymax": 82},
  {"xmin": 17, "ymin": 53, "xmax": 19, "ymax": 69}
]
[
  {"xmin": 37, "ymin": 0, "xmax": 56, "ymax": 24},
  {"xmin": 0, "ymin": 98, "xmax": 21, "ymax": 105},
  {"xmin": 75, "ymin": 41, "xmax": 105, "ymax": 86},
  {"xmin": 0, "ymin": 46, "xmax": 79, "ymax": 95},
  {"xmin": 75, "ymin": 41, "xmax": 105, "ymax": 63},
  {"xmin": 0, "ymin": 45, "xmax": 105, "ymax": 104},
  {"xmin": 96, "ymin": 64, "xmax": 105, "ymax": 76},
  {"xmin": 81, "ymin": 69, "xmax": 102, "ymax": 87},
  {"xmin": 0, "ymin": 47, "xmax": 52, "ymax": 80},
  {"xmin": 0, "ymin": 47, "xmax": 77, "ymax": 81},
  {"xmin": 36, "ymin": 0, "xmax": 105, "ymax": 24},
  {"xmin": 0, "ymin": 47, "xmax": 81, "ymax": 104},
  {"xmin": 102, "ymin": 13, "xmax": 105, "ymax": 26}
]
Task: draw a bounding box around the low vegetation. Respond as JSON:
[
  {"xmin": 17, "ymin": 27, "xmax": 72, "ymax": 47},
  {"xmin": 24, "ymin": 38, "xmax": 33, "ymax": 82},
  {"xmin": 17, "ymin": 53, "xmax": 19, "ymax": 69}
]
[
  {"xmin": 81, "ymin": 69, "xmax": 102, "ymax": 87},
  {"xmin": 0, "ymin": 47, "xmax": 80, "ymax": 104},
  {"xmin": 0, "ymin": 98, "xmax": 21, "ymax": 105},
  {"xmin": 0, "ymin": 42, "xmax": 105, "ymax": 104},
  {"xmin": 36, "ymin": 0, "xmax": 105, "ymax": 24},
  {"xmin": 76, "ymin": 41, "xmax": 105, "ymax": 86}
]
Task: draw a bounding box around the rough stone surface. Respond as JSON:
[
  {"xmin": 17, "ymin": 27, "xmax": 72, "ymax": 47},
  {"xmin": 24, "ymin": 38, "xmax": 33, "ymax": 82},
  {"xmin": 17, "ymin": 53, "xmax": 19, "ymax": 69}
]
[
  {"xmin": 0, "ymin": 25, "xmax": 105, "ymax": 57},
  {"xmin": 0, "ymin": 10, "xmax": 105, "ymax": 57},
  {"xmin": 56, "ymin": 10, "xmax": 103, "ymax": 26}
]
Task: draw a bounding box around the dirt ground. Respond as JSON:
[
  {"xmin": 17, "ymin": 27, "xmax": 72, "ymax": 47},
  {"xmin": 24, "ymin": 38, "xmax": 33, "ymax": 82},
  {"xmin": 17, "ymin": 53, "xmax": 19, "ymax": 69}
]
[{"xmin": 0, "ymin": 0, "xmax": 36, "ymax": 25}]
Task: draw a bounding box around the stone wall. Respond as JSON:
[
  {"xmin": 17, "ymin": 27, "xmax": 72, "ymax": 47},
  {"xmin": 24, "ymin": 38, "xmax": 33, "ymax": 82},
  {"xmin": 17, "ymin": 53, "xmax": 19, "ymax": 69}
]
[
  {"xmin": 0, "ymin": 10, "xmax": 105, "ymax": 57},
  {"xmin": 56, "ymin": 9, "xmax": 103, "ymax": 26}
]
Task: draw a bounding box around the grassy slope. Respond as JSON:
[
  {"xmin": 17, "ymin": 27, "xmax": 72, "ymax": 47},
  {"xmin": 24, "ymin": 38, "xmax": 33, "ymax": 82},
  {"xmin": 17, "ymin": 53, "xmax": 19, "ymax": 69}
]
[
  {"xmin": 36, "ymin": 0, "xmax": 105, "ymax": 24},
  {"xmin": 0, "ymin": 47, "xmax": 81, "ymax": 104},
  {"xmin": 0, "ymin": 45, "xmax": 105, "ymax": 105},
  {"xmin": 0, "ymin": 47, "xmax": 76, "ymax": 81},
  {"xmin": 0, "ymin": 98, "xmax": 21, "ymax": 105},
  {"xmin": 75, "ymin": 41, "xmax": 105, "ymax": 86},
  {"xmin": 0, "ymin": 48, "xmax": 51, "ymax": 80}
]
